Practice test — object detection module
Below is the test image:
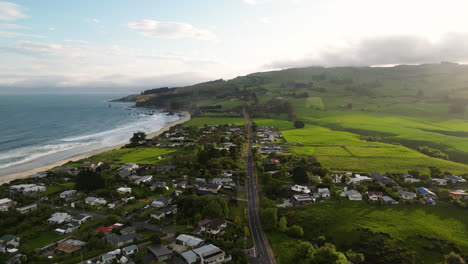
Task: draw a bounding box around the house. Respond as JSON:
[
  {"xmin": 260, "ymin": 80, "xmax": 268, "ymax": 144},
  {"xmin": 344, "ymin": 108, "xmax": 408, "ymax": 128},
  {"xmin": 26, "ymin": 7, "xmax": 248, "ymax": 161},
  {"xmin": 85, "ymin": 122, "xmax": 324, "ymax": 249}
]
[
  {"xmin": 176, "ymin": 234, "xmax": 204, "ymax": 247},
  {"xmin": 405, "ymin": 178, "xmax": 421, "ymax": 184},
  {"xmin": 318, "ymin": 188, "xmax": 331, "ymax": 198},
  {"xmin": 105, "ymin": 233, "xmax": 140, "ymax": 247},
  {"xmin": 100, "ymin": 252, "xmax": 117, "ymax": 264},
  {"xmin": 402, "ymin": 173, "xmax": 413, "ymax": 178},
  {"xmin": 95, "ymin": 162, "xmax": 111, "ymax": 172},
  {"xmin": 95, "ymin": 223, "xmax": 124, "ymax": 233},
  {"xmin": 451, "ymin": 190, "xmax": 468, "ymax": 200},
  {"xmin": 348, "ymin": 174, "xmax": 372, "ymax": 184},
  {"xmin": 181, "ymin": 250, "xmax": 199, "ymax": 264},
  {"xmin": 117, "ymin": 187, "xmax": 132, "ymax": 194},
  {"xmin": 72, "ymin": 214, "xmax": 93, "ymax": 225},
  {"xmin": 47, "ymin": 212, "xmax": 72, "ymax": 224},
  {"xmin": 371, "ymin": 172, "xmax": 392, "ymax": 183},
  {"xmin": 195, "ymin": 178, "xmax": 206, "ymax": 183},
  {"xmin": 55, "ymin": 222, "xmax": 80, "ymax": 235},
  {"xmin": 122, "ymin": 244, "xmax": 138, "ymax": 256},
  {"xmin": 150, "ymin": 205, "xmax": 178, "ymax": 220},
  {"xmin": 152, "ymin": 181, "xmax": 168, "ymax": 190},
  {"xmin": 60, "ymin": 190, "xmax": 77, "ymax": 200},
  {"xmin": 341, "ymin": 189, "xmax": 362, "ymax": 200},
  {"xmin": 367, "ymin": 191, "xmax": 383, "ymax": 201},
  {"xmin": 151, "ymin": 197, "xmax": 172, "ymax": 208},
  {"xmin": 0, "ymin": 235, "xmax": 20, "ymax": 247},
  {"xmin": 135, "ymin": 175, "xmax": 153, "ymax": 185},
  {"xmin": 331, "ymin": 173, "xmax": 344, "ymax": 184},
  {"xmin": 424, "ymin": 197, "xmax": 436, "ymax": 205},
  {"xmin": 0, "ymin": 198, "xmax": 16, "ymax": 212},
  {"xmin": 147, "ymin": 244, "xmax": 173, "ymax": 261},
  {"xmin": 55, "ymin": 166, "xmax": 78, "ymax": 175},
  {"xmin": 155, "ymin": 165, "xmax": 177, "ymax": 173},
  {"xmin": 121, "ymin": 163, "xmax": 139, "ymax": 171},
  {"xmin": 291, "ymin": 185, "xmax": 311, "ymax": 194},
  {"xmin": 445, "ymin": 174, "xmax": 467, "ymax": 184},
  {"xmin": 432, "ymin": 178, "xmax": 447, "ymax": 186},
  {"xmin": 85, "ymin": 197, "xmax": 107, "ymax": 206},
  {"xmin": 382, "ymin": 196, "xmax": 398, "ymax": 205},
  {"xmin": 399, "ymin": 190, "xmax": 417, "ymax": 200},
  {"xmin": 211, "ymin": 178, "xmax": 233, "ymax": 185},
  {"xmin": 9, "ymin": 184, "xmax": 46, "ymax": 195},
  {"xmin": 120, "ymin": 226, "xmax": 136, "ymax": 235},
  {"xmin": 416, "ymin": 187, "xmax": 437, "ymax": 199},
  {"xmin": 55, "ymin": 239, "xmax": 86, "ymax": 254},
  {"xmin": 197, "ymin": 184, "xmax": 222, "ymax": 194},
  {"xmin": 15, "ymin": 204, "xmax": 37, "ymax": 214},
  {"xmin": 119, "ymin": 170, "xmax": 132, "ymax": 179},
  {"xmin": 174, "ymin": 181, "xmax": 188, "ymax": 189},
  {"xmin": 200, "ymin": 219, "xmax": 228, "ymax": 235},
  {"xmin": 193, "ymin": 244, "xmax": 226, "ymax": 264},
  {"xmin": 292, "ymin": 194, "xmax": 315, "ymax": 205}
]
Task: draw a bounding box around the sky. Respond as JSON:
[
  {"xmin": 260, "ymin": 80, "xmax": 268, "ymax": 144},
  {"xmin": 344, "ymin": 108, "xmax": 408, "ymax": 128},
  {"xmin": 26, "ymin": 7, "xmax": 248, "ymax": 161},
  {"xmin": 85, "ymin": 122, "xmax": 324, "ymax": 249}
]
[{"xmin": 2, "ymin": 0, "xmax": 468, "ymax": 92}]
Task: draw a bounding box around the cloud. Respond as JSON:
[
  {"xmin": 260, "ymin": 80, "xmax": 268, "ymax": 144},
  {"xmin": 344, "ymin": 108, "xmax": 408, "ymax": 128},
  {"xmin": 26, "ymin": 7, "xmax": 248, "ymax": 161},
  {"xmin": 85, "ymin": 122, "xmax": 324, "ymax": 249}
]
[
  {"xmin": 259, "ymin": 17, "xmax": 271, "ymax": 24},
  {"xmin": 267, "ymin": 33, "xmax": 468, "ymax": 68},
  {"xmin": 0, "ymin": 23, "xmax": 28, "ymax": 29},
  {"xmin": 48, "ymin": 27, "xmax": 55, "ymax": 31},
  {"xmin": 64, "ymin": 39, "xmax": 89, "ymax": 44},
  {"xmin": 0, "ymin": 1, "xmax": 27, "ymax": 21},
  {"xmin": 0, "ymin": 31, "xmax": 44, "ymax": 38},
  {"xmin": 84, "ymin": 18, "xmax": 100, "ymax": 24},
  {"xmin": 128, "ymin": 19, "xmax": 217, "ymax": 41},
  {"xmin": 243, "ymin": 0, "xmax": 271, "ymax": 5}
]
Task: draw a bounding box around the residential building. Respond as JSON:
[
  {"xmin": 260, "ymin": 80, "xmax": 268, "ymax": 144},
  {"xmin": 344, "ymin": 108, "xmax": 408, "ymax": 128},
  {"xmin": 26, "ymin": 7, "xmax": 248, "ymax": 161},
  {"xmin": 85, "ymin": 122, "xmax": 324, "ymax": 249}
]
[
  {"xmin": 181, "ymin": 250, "xmax": 199, "ymax": 264},
  {"xmin": 55, "ymin": 222, "xmax": 80, "ymax": 235},
  {"xmin": 445, "ymin": 174, "xmax": 467, "ymax": 184},
  {"xmin": 134, "ymin": 175, "xmax": 153, "ymax": 185},
  {"xmin": 197, "ymin": 184, "xmax": 222, "ymax": 194},
  {"xmin": 9, "ymin": 184, "xmax": 46, "ymax": 195},
  {"xmin": 416, "ymin": 187, "xmax": 437, "ymax": 199},
  {"xmin": 122, "ymin": 245, "xmax": 138, "ymax": 256},
  {"xmin": 367, "ymin": 192, "xmax": 383, "ymax": 201},
  {"xmin": 71, "ymin": 214, "xmax": 92, "ymax": 225},
  {"xmin": 405, "ymin": 178, "xmax": 421, "ymax": 184},
  {"xmin": 55, "ymin": 239, "xmax": 86, "ymax": 254},
  {"xmin": 85, "ymin": 197, "xmax": 107, "ymax": 206},
  {"xmin": 100, "ymin": 252, "xmax": 117, "ymax": 264},
  {"xmin": 120, "ymin": 226, "xmax": 136, "ymax": 235},
  {"xmin": 371, "ymin": 172, "xmax": 392, "ymax": 183},
  {"xmin": 451, "ymin": 190, "xmax": 468, "ymax": 200},
  {"xmin": 174, "ymin": 181, "xmax": 188, "ymax": 189},
  {"xmin": 193, "ymin": 244, "xmax": 226, "ymax": 264},
  {"xmin": 291, "ymin": 185, "xmax": 311, "ymax": 194},
  {"xmin": 60, "ymin": 190, "xmax": 77, "ymax": 200},
  {"xmin": 382, "ymin": 196, "xmax": 398, "ymax": 205},
  {"xmin": 399, "ymin": 190, "xmax": 417, "ymax": 200},
  {"xmin": 147, "ymin": 244, "xmax": 173, "ymax": 262},
  {"xmin": 348, "ymin": 174, "xmax": 372, "ymax": 184},
  {"xmin": 117, "ymin": 187, "xmax": 132, "ymax": 194},
  {"xmin": 200, "ymin": 219, "xmax": 228, "ymax": 235},
  {"xmin": 47, "ymin": 212, "xmax": 72, "ymax": 224},
  {"xmin": 105, "ymin": 233, "xmax": 140, "ymax": 247},
  {"xmin": 211, "ymin": 178, "xmax": 233, "ymax": 185},
  {"xmin": 151, "ymin": 197, "xmax": 172, "ymax": 208},
  {"xmin": 150, "ymin": 205, "xmax": 178, "ymax": 220},
  {"xmin": 318, "ymin": 188, "xmax": 331, "ymax": 198},
  {"xmin": 176, "ymin": 234, "xmax": 204, "ymax": 247},
  {"xmin": 432, "ymin": 178, "xmax": 447, "ymax": 186},
  {"xmin": 0, "ymin": 198, "xmax": 16, "ymax": 212},
  {"xmin": 341, "ymin": 190, "xmax": 362, "ymax": 200},
  {"xmin": 0, "ymin": 235, "xmax": 20, "ymax": 247},
  {"xmin": 292, "ymin": 194, "xmax": 315, "ymax": 205},
  {"xmin": 15, "ymin": 204, "xmax": 37, "ymax": 214}
]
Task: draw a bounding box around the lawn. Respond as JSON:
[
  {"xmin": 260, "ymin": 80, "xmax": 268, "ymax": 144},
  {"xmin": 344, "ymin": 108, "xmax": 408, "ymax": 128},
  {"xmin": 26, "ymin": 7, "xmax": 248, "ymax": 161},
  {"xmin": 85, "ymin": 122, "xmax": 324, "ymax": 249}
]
[
  {"xmin": 86, "ymin": 147, "xmax": 176, "ymax": 164},
  {"xmin": 185, "ymin": 117, "xmax": 245, "ymax": 127},
  {"xmin": 295, "ymin": 200, "xmax": 468, "ymax": 263},
  {"xmin": 282, "ymin": 124, "xmax": 468, "ymax": 174}
]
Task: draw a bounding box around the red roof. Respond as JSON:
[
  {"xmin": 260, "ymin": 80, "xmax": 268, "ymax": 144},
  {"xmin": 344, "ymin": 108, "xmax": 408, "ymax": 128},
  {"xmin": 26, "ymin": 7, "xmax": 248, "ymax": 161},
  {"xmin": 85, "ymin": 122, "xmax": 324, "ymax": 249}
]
[{"xmin": 95, "ymin": 224, "xmax": 122, "ymax": 233}]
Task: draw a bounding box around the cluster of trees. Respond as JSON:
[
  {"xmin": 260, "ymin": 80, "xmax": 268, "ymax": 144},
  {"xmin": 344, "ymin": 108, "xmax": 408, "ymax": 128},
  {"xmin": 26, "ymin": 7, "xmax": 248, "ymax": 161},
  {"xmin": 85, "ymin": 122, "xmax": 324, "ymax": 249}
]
[
  {"xmin": 75, "ymin": 169, "xmax": 105, "ymax": 192},
  {"xmin": 418, "ymin": 146, "xmax": 449, "ymax": 160},
  {"xmin": 177, "ymin": 195, "xmax": 230, "ymax": 220},
  {"xmin": 249, "ymin": 99, "xmax": 296, "ymax": 121}
]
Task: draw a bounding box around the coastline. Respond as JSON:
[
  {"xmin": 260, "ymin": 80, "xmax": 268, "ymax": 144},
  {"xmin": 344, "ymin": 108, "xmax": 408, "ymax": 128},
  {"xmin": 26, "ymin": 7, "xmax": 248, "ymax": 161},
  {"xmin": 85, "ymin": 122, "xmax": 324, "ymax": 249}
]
[{"xmin": 0, "ymin": 111, "xmax": 191, "ymax": 185}]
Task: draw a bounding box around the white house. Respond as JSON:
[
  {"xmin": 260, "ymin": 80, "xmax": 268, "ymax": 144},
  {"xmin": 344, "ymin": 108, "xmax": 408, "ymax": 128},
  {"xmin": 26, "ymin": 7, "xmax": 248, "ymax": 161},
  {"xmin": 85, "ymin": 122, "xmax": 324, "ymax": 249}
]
[
  {"xmin": 341, "ymin": 190, "xmax": 362, "ymax": 200},
  {"xmin": 211, "ymin": 178, "xmax": 233, "ymax": 185},
  {"xmin": 9, "ymin": 184, "xmax": 46, "ymax": 195},
  {"xmin": 151, "ymin": 197, "xmax": 172, "ymax": 208},
  {"xmin": 134, "ymin": 175, "xmax": 153, "ymax": 185},
  {"xmin": 399, "ymin": 191, "xmax": 417, "ymax": 200},
  {"xmin": 176, "ymin": 234, "xmax": 204, "ymax": 247},
  {"xmin": 122, "ymin": 244, "xmax": 138, "ymax": 256},
  {"xmin": 318, "ymin": 188, "xmax": 331, "ymax": 198},
  {"xmin": 48, "ymin": 212, "xmax": 72, "ymax": 224},
  {"xmin": 85, "ymin": 197, "xmax": 107, "ymax": 206},
  {"xmin": 72, "ymin": 214, "xmax": 93, "ymax": 225},
  {"xmin": 55, "ymin": 222, "xmax": 80, "ymax": 235},
  {"xmin": 367, "ymin": 192, "xmax": 383, "ymax": 201},
  {"xmin": 0, "ymin": 198, "xmax": 16, "ymax": 212},
  {"xmin": 291, "ymin": 185, "xmax": 311, "ymax": 194},
  {"xmin": 60, "ymin": 190, "xmax": 77, "ymax": 200},
  {"xmin": 193, "ymin": 244, "xmax": 226, "ymax": 264},
  {"xmin": 348, "ymin": 174, "xmax": 372, "ymax": 185},
  {"xmin": 432, "ymin": 178, "xmax": 447, "ymax": 186},
  {"xmin": 117, "ymin": 187, "xmax": 132, "ymax": 194}
]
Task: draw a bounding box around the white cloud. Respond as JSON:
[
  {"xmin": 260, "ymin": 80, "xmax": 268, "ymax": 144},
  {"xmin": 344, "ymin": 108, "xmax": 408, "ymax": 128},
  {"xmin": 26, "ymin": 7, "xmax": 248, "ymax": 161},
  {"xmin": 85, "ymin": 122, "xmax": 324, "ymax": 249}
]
[
  {"xmin": 48, "ymin": 27, "xmax": 55, "ymax": 31},
  {"xmin": 0, "ymin": 31, "xmax": 44, "ymax": 38},
  {"xmin": 0, "ymin": 23, "xmax": 27, "ymax": 29},
  {"xmin": 64, "ymin": 39, "xmax": 89, "ymax": 44},
  {"xmin": 0, "ymin": 1, "xmax": 27, "ymax": 21},
  {"xmin": 259, "ymin": 17, "xmax": 271, "ymax": 24},
  {"xmin": 128, "ymin": 19, "xmax": 217, "ymax": 41},
  {"xmin": 243, "ymin": 0, "xmax": 271, "ymax": 5},
  {"xmin": 267, "ymin": 33, "xmax": 468, "ymax": 68}
]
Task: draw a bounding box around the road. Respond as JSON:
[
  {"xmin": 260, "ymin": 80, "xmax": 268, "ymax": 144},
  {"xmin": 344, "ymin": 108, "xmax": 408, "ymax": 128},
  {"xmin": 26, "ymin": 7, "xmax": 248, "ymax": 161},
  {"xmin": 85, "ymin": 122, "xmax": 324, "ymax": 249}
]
[{"xmin": 243, "ymin": 109, "xmax": 277, "ymax": 264}]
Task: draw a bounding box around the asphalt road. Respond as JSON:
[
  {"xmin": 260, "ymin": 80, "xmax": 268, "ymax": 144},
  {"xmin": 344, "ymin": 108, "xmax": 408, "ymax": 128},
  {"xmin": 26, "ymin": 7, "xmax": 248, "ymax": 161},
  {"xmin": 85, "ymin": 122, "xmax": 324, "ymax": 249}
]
[{"xmin": 244, "ymin": 109, "xmax": 276, "ymax": 264}]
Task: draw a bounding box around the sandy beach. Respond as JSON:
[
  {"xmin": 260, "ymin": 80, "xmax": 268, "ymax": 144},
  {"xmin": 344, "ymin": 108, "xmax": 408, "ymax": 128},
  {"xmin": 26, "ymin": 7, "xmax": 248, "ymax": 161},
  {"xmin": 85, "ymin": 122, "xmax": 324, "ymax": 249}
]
[{"xmin": 0, "ymin": 111, "xmax": 191, "ymax": 185}]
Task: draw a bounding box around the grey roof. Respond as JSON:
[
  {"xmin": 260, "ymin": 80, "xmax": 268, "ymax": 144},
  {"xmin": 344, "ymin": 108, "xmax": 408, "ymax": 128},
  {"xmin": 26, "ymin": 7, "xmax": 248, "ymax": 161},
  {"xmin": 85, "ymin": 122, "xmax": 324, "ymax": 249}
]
[
  {"xmin": 123, "ymin": 244, "xmax": 138, "ymax": 252},
  {"xmin": 371, "ymin": 172, "xmax": 386, "ymax": 181},
  {"xmin": 193, "ymin": 244, "xmax": 221, "ymax": 256},
  {"xmin": 148, "ymin": 244, "xmax": 172, "ymax": 257},
  {"xmin": 181, "ymin": 250, "xmax": 198, "ymax": 263}
]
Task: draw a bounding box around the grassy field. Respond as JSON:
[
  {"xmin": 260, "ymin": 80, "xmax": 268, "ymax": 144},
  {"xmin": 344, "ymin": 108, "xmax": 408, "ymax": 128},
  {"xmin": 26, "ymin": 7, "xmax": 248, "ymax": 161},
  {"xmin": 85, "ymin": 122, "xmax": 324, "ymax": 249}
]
[
  {"xmin": 295, "ymin": 200, "xmax": 468, "ymax": 263},
  {"xmin": 280, "ymin": 124, "xmax": 468, "ymax": 174},
  {"xmin": 185, "ymin": 117, "xmax": 245, "ymax": 127},
  {"xmin": 86, "ymin": 147, "xmax": 176, "ymax": 164}
]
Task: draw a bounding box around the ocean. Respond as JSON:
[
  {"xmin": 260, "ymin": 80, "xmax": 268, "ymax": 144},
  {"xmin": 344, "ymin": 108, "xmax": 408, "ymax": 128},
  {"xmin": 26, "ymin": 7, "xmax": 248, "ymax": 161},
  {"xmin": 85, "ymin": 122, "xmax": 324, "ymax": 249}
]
[{"xmin": 0, "ymin": 94, "xmax": 179, "ymax": 176}]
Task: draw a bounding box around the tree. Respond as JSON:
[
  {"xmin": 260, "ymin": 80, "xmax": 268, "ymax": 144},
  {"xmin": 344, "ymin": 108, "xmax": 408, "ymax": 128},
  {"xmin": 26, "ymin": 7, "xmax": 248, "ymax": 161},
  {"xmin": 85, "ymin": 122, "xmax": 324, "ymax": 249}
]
[
  {"xmin": 287, "ymin": 225, "xmax": 304, "ymax": 238},
  {"xmin": 260, "ymin": 208, "xmax": 278, "ymax": 231},
  {"xmin": 150, "ymin": 233, "xmax": 162, "ymax": 244},
  {"xmin": 130, "ymin": 131, "xmax": 146, "ymax": 144},
  {"xmin": 294, "ymin": 120, "xmax": 305, "ymax": 129},
  {"xmin": 75, "ymin": 169, "xmax": 105, "ymax": 192},
  {"xmin": 346, "ymin": 249, "xmax": 365, "ymax": 264},
  {"xmin": 312, "ymin": 243, "xmax": 348, "ymax": 264},
  {"xmin": 278, "ymin": 216, "xmax": 288, "ymax": 232},
  {"xmin": 292, "ymin": 166, "xmax": 309, "ymax": 184},
  {"xmin": 445, "ymin": 252, "xmax": 465, "ymax": 264}
]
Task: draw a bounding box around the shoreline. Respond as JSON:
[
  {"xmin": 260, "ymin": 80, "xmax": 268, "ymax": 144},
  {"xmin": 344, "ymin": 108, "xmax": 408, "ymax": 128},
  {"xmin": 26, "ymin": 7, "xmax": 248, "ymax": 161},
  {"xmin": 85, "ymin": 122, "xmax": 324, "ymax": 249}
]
[{"xmin": 0, "ymin": 111, "xmax": 191, "ymax": 185}]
